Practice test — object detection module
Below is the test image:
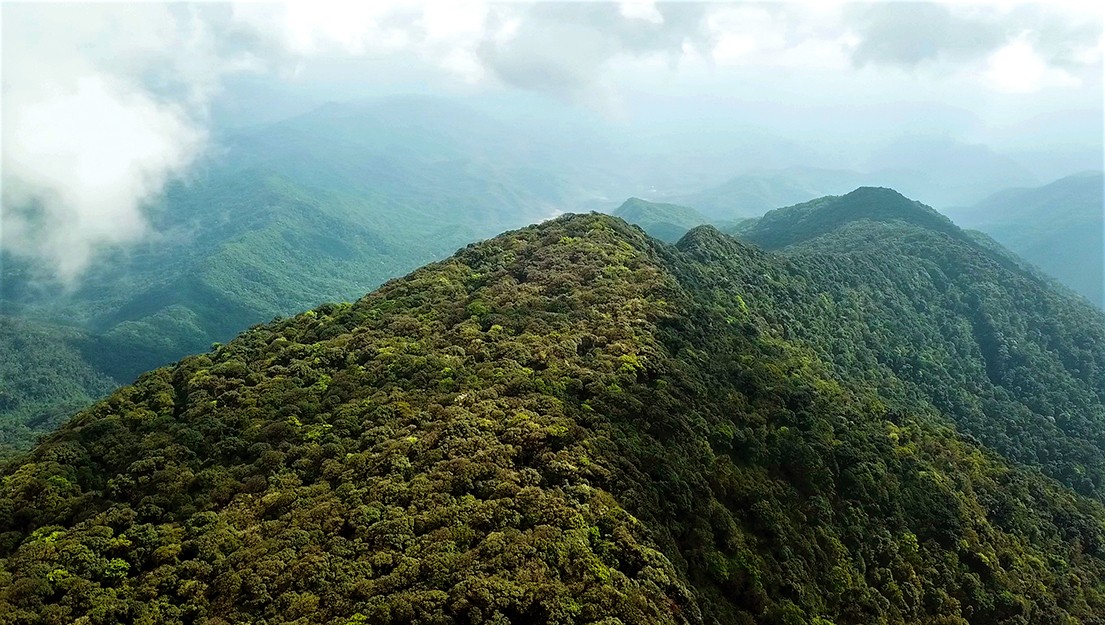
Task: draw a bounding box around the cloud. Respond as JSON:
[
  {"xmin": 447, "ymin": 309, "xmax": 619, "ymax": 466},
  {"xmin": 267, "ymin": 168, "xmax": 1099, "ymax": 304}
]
[
  {"xmin": 2, "ymin": 1, "xmax": 1100, "ymax": 283},
  {"xmin": 0, "ymin": 4, "xmax": 232, "ymax": 282},
  {"xmin": 475, "ymin": 2, "xmax": 711, "ymax": 108},
  {"xmin": 843, "ymin": 2, "xmax": 1102, "ymax": 85}
]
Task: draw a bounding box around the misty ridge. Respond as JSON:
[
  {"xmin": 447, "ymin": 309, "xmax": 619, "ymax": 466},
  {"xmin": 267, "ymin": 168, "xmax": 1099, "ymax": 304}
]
[{"xmin": 1, "ymin": 3, "xmax": 1105, "ymax": 625}]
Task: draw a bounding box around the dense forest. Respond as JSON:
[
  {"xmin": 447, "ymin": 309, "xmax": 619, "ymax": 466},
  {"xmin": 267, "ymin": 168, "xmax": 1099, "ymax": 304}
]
[{"xmin": 2, "ymin": 198, "xmax": 1105, "ymax": 624}]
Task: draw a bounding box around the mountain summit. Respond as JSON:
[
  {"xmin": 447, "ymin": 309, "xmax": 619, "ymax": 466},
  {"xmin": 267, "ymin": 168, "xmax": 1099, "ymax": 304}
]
[
  {"xmin": 2, "ymin": 211, "xmax": 1104, "ymax": 624},
  {"xmin": 739, "ymin": 186, "xmax": 962, "ymax": 250}
]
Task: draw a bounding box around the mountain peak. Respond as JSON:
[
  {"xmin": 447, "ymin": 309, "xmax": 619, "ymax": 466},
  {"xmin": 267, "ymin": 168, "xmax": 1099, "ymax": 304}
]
[
  {"xmin": 841, "ymin": 185, "xmax": 912, "ymax": 202},
  {"xmin": 3, "ymin": 192, "xmax": 1105, "ymax": 624},
  {"xmin": 740, "ymin": 186, "xmax": 961, "ymax": 250}
]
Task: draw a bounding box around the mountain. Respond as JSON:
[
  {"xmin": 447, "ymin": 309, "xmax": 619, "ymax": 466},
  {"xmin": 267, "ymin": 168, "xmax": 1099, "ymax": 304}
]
[
  {"xmin": 612, "ymin": 197, "xmax": 711, "ymax": 242},
  {"xmin": 676, "ymin": 167, "xmax": 868, "ymax": 220},
  {"xmin": 863, "ymin": 136, "xmax": 1039, "ymax": 208},
  {"xmin": 0, "ymin": 97, "xmax": 626, "ymax": 448},
  {"xmin": 3, "ymin": 207, "xmax": 1105, "ymax": 624},
  {"xmin": 732, "ymin": 187, "xmax": 1105, "ymax": 498},
  {"xmin": 674, "ymin": 137, "xmax": 1041, "ymax": 222},
  {"xmin": 1, "ymin": 171, "xmax": 450, "ymax": 448},
  {"xmin": 738, "ymin": 187, "xmax": 965, "ymax": 249},
  {"xmin": 945, "ymin": 171, "xmax": 1104, "ymax": 308}
]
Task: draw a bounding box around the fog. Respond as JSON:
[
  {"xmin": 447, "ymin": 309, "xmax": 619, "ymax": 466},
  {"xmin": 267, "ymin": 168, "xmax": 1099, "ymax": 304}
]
[{"xmin": 3, "ymin": 1, "xmax": 1102, "ymax": 280}]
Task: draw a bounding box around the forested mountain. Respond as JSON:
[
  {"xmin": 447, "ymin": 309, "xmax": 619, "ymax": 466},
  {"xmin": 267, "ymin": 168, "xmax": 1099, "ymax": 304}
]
[
  {"xmin": 0, "ymin": 98, "xmax": 622, "ymax": 449},
  {"xmin": 0, "ymin": 318, "xmax": 115, "ymax": 456},
  {"xmin": 612, "ymin": 197, "xmax": 711, "ymax": 242},
  {"xmin": 3, "ymin": 202, "xmax": 1105, "ymax": 624},
  {"xmin": 945, "ymin": 171, "xmax": 1104, "ymax": 307}
]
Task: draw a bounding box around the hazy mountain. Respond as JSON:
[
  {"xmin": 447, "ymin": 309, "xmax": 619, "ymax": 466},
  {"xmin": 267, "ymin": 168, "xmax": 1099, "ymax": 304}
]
[
  {"xmin": 676, "ymin": 167, "xmax": 869, "ymax": 219},
  {"xmin": 945, "ymin": 171, "xmax": 1104, "ymax": 307},
  {"xmin": 612, "ymin": 197, "xmax": 711, "ymax": 242},
  {"xmin": 863, "ymin": 135, "xmax": 1040, "ymax": 208},
  {"xmin": 3, "ymin": 198, "xmax": 1105, "ymax": 623},
  {"xmin": 671, "ymin": 138, "xmax": 1041, "ymax": 222}
]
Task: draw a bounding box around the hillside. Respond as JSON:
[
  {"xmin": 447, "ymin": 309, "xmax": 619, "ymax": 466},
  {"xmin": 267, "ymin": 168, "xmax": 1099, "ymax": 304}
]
[
  {"xmin": 3, "ymin": 211, "xmax": 1105, "ymax": 624},
  {"xmin": 738, "ymin": 187, "xmax": 964, "ymax": 249},
  {"xmin": 0, "ymin": 317, "xmax": 117, "ymax": 456},
  {"xmin": 612, "ymin": 197, "xmax": 710, "ymax": 242},
  {"xmin": 946, "ymin": 171, "xmax": 1104, "ymax": 307},
  {"xmin": 731, "ymin": 188, "xmax": 1105, "ymax": 499},
  {"xmin": 0, "ymin": 172, "xmax": 450, "ymax": 448},
  {"xmin": 0, "ymin": 97, "xmax": 626, "ymax": 447}
]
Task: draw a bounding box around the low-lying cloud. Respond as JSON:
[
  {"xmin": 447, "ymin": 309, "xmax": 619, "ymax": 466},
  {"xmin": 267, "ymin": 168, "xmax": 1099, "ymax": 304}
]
[{"xmin": 2, "ymin": 4, "xmax": 223, "ymax": 282}]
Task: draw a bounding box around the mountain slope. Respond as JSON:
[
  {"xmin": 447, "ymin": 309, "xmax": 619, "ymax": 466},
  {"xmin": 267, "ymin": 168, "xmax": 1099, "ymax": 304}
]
[
  {"xmin": 3, "ymin": 213, "xmax": 1105, "ymax": 624},
  {"xmin": 946, "ymin": 171, "xmax": 1104, "ymax": 307},
  {"xmin": 739, "ymin": 186, "xmax": 964, "ymax": 249},
  {"xmin": 0, "ymin": 317, "xmax": 117, "ymax": 456},
  {"xmin": 0, "ymin": 97, "xmax": 626, "ymax": 446},
  {"xmin": 1, "ymin": 171, "xmax": 449, "ymax": 447},
  {"xmin": 730, "ymin": 188, "xmax": 1105, "ymax": 499}
]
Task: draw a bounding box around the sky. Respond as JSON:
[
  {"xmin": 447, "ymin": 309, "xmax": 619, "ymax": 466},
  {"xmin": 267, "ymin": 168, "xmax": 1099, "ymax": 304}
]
[{"xmin": 2, "ymin": 1, "xmax": 1103, "ymax": 281}]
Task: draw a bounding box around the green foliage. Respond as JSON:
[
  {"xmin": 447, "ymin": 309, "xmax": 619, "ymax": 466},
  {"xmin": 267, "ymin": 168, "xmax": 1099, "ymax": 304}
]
[
  {"xmin": 0, "ymin": 317, "xmax": 117, "ymax": 456},
  {"xmin": 719, "ymin": 191, "xmax": 1105, "ymax": 501},
  {"xmin": 0, "ymin": 208, "xmax": 1103, "ymax": 624}
]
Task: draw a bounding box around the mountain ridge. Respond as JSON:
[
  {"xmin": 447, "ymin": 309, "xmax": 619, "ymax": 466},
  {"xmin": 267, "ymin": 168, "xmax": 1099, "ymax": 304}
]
[
  {"xmin": 3, "ymin": 209, "xmax": 1105, "ymax": 624},
  {"xmin": 945, "ymin": 171, "xmax": 1104, "ymax": 307},
  {"xmin": 738, "ymin": 186, "xmax": 964, "ymax": 250}
]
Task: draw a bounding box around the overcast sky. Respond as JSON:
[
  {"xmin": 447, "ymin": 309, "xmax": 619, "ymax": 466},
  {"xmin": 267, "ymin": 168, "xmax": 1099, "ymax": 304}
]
[{"xmin": 2, "ymin": 1, "xmax": 1103, "ymax": 280}]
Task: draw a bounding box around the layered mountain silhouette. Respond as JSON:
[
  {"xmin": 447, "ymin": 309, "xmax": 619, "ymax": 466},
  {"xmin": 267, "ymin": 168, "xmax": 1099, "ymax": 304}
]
[{"xmin": 947, "ymin": 171, "xmax": 1104, "ymax": 308}]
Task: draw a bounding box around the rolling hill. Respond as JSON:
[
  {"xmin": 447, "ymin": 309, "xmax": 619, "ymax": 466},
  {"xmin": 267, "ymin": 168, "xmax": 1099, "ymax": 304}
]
[{"xmin": 611, "ymin": 197, "xmax": 711, "ymax": 242}]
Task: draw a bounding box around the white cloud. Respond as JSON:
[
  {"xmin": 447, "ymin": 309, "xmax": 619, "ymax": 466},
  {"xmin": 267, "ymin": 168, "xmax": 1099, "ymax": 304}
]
[
  {"xmin": 619, "ymin": 1, "xmax": 664, "ymax": 25},
  {"xmin": 1, "ymin": 4, "xmax": 217, "ymax": 282},
  {"xmin": 984, "ymin": 35, "xmax": 1081, "ymax": 93}
]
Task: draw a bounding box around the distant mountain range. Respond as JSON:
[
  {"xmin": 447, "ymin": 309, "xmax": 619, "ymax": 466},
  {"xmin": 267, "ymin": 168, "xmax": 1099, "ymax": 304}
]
[
  {"xmin": 946, "ymin": 171, "xmax": 1103, "ymax": 308},
  {"xmin": 622, "ymin": 171, "xmax": 1103, "ymax": 310},
  {"xmin": 668, "ymin": 135, "xmax": 1043, "ymax": 220}
]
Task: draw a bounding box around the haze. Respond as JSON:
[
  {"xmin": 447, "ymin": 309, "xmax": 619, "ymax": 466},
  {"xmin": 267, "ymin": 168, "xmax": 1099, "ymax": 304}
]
[{"xmin": 2, "ymin": 1, "xmax": 1102, "ymax": 281}]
